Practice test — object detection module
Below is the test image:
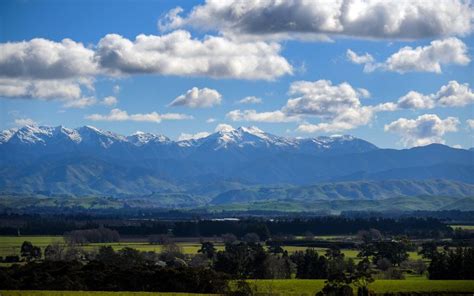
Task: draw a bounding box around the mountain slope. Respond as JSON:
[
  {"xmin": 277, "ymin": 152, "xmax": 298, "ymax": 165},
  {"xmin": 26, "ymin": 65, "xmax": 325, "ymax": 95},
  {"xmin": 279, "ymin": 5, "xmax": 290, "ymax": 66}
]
[
  {"xmin": 210, "ymin": 180, "xmax": 474, "ymax": 205},
  {"xmin": 0, "ymin": 125, "xmax": 473, "ymax": 198}
]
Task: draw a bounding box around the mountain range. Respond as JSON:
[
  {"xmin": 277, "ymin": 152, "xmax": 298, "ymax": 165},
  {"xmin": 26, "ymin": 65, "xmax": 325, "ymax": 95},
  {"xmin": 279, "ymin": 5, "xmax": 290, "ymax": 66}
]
[{"xmin": 0, "ymin": 125, "xmax": 473, "ymax": 210}]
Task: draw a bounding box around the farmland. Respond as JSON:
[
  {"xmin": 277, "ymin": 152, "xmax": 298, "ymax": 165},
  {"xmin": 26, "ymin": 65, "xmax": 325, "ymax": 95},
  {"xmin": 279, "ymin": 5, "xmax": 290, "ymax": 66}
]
[
  {"xmin": 2, "ymin": 279, "xmax": 474, "ymax": 295},
  {"xmin": 0, "ymin": 236, "xmax": 423, "ymax": 260}
]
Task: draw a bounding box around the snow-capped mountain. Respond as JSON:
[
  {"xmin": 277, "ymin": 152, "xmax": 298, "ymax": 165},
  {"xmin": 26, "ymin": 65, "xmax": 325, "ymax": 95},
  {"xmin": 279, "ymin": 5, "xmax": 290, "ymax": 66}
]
[
  {"xmin": 0, "ymin": 124, "xmax": 472, "ymax": 197},
  {"xmin": 0, "ymin": 124, "xmax": 378, "ymax": 156}
]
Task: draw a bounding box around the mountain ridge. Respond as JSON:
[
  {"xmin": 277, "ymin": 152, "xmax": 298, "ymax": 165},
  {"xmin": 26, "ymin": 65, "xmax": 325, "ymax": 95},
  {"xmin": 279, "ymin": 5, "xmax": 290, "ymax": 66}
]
[{"xmin": 1, "ymin": 125, "xmax": 473, "ymax": 201}]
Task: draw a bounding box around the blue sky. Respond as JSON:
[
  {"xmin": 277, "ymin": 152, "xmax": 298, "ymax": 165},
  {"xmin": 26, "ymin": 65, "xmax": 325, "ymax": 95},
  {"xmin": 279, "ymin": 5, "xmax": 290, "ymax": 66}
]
[{"xmin": 0, "ymin": 0, "xmax": 473, "ymax": 148}]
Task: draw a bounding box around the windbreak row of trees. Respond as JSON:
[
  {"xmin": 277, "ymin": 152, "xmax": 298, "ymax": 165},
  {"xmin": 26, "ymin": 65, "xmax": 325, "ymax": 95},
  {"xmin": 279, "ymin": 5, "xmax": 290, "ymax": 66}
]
[{"xmin": 0, "ymin": 215, "xmax": 452, "ymax": 238}]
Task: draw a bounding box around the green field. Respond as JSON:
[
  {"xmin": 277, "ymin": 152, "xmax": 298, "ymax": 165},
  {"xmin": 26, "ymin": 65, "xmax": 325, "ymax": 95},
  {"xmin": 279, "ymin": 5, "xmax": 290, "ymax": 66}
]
[
  {"xmin": 251, "ymin": 279, "xmax": 474, "ymax": 294},
  {"xmin": 0, "ymin": 236, "xmax": 422, "ymax": 261},
  {"xmin": 0, "ymin": 292, "xmax": 211, "ymax": 296},
  {"xmin": 450, "ymin": 224, "xmax": 474, "ymax": 230},
  {"xmin": 0, "ymin": 236, "xmax": 222, "ymax": 257},
  {"xmin": 2, "ymin": 279, "xmax": 474, "ymax": 295}
]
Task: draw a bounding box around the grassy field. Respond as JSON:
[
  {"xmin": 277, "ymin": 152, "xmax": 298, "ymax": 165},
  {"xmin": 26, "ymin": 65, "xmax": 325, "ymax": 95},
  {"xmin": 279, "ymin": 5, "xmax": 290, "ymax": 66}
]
[
  {"xmin": 450, "ymin": 224, "xmax": 474, "ymax": 230},
  {"xmin": 251, "ymin": 279, "xmax": 474, "ymax": 294},
  {"xmin": 0, "ymin": 236, "xmax": 421, "ymax": 261},
  {"xmin": 2, "ymin": 279, "xmax": 474, "ymax": 295},
  {"xmin": 0, "ymin": 292, "xmax": 212, "ymax": 296},
  {"xmin": 0, "ymin": 236, "xmax": 222, "ymax": 257}
]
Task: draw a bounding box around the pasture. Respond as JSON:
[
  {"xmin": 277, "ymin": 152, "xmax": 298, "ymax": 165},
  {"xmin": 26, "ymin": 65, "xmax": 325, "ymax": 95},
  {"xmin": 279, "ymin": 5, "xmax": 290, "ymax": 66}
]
[
  {"xmin": 0, "ymin": 236, "xmax": 421, "ymax": 260},
  {"xmin": 2, "ymin": 279, "xmax": 474, "ymax": 295}
]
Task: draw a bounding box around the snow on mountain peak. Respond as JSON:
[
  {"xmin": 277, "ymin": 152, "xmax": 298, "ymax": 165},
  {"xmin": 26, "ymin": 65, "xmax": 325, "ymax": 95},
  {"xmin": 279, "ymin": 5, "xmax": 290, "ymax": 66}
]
[
  {"xmin": 127, "ymin": 131, "xmax": 169, "ymax": 146},
  {"xmin": 0, "ymin": 125, "xmax": 377, "ymax": 154}
]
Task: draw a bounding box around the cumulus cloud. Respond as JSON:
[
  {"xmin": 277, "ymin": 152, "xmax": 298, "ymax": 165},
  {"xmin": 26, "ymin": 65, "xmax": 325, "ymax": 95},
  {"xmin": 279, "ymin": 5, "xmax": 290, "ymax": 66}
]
[
  {"xmin": 214, "ymin": 123, "xmax": 234, "ymax": 132},
  {"xmin": 397, "ymin": 81, "xmax": 474, "ymax": 109},
  {"xmin": 237, "ymin": 96, "xmax": 262, "ymax": 104},
  {"xmin": 0, "ymin": 30, "xmax": 292, "ymax": 106},
  {"xmin": 227, "ymin": 109, "xmax": 300, "ymax": 123},
  {"xmin": 112, "ymin": 85, "xmax": 121, "ymax": 94},
  {"xmin": 226, "ymin": 79, "xmax": 395, "ymax": 133},
  {"xmin": 285, "ymin": 80, "xmax": 379, "ymax": 132},
  {"xmin": 351, "ymin": 38, "xmax": 470, "ymax": 73},
  {"xmin": 295, "ymin": 106, "xmax": 374, "ymax": 133},
  {"xmin": 283, "ymin": 80, "xmax": 370, "ymax": 117},
  {"xmin": 0, "ymin": 78, "xmax": 87, "ymax": 100},
  {"xmin": 13, "ymin": 118, "xmax": 37, "ymax": 127},
  {"xmin": 62, "ymin": 97, "xmax": 97, "ymax": 109},
  {"xmin": 467, "ymin": 119, "xmax": 474, "ymax": 129},
  {"xmin": 169, "ymin": 87, "xmax": 222, "ymax": 108},
  {"xmin": 178, "ymin": 131, "xmax": 210, "ymax": 141},
  {"xmin": 85, "ymin": 108, "xmax": 193, "ymax": 123},
  {"xmin": 384, "ymin": 114, "xmax": 459, "ymax": 147},
  {"xmin": 95, "ymin": 30, "xmax": 292, "ymax": 80},
  {"xmin": 346, "ymin": 49, "xmax": 374, "ymax": 64},
  {"xmin": 206, "ymin": 118, "xmax": 216, "ymax": 123},
  {"xmin": 0, "ymin": 38, "xmax": 97, "ymax": 80},
  {"xmin": 101, "ymin": 96, "xmax": 118, "ymax": 106},
  {"xmin": 160, "ymin": 0, "xmax": 473, "ymax": 40}
]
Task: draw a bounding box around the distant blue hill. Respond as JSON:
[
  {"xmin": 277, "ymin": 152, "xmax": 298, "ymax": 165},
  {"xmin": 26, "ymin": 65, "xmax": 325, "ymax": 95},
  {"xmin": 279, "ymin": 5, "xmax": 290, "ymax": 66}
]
[{"xmin": 0, "ymin": 125, "xmax": 473, "ymax": 205}]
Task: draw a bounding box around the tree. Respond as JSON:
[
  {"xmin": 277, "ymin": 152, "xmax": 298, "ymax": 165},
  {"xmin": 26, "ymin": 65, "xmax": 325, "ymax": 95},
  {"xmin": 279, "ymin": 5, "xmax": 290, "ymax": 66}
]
[
  {"xmin": 359, "ymin": 241, "xmax": 409, "ymax": 266},
  {"xmin": 267, "ymin": 241, "xmax": 284, "ymax": 254},
  {"xmin": 291, "ymin": 249, "xmax": 328, "ymax": 279},
  {"xmin": 20, "ymin": 241, "xmax": 41, "ymax": 261},
  {"xmin": 242, "ymin": 233, "xmax": 260, "ymax": 244},
  {"xmin": 357, "ymin": 229, "xmax": 382, "ymax": 243},
  {"xmin": 418, "ymin": 242, "xmax": 438, "ymax": 259},
  {"xmin": 44, "ymin": 242, "xmax": 65, "ymax": 261},
  {"xmin": 352, "ymin": 258, "xmax": 374, "ymax": 296},
  {"xmin": 199, "ymin": 241, "xmax": 217, "ymax": 259}
]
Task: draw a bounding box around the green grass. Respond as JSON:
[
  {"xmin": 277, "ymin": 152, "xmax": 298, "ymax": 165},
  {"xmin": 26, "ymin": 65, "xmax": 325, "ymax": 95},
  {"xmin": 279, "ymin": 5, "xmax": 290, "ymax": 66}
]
[
  {"xmin": 249, "ymin": 279, "xmax": 474, "ymax": 295},
  {"xmin": 281, "ymin": 246, "xmax": 421, "ymax": 260},
  {"xmin": 3, "ymin": 279, "xmax": 473, "ymax": 296},
  {"xmin": 1, "ymin": 278, "xmax": 474, "ymax": 296},
  {"xmin": 450, "ymin": 224, "xmax": 474, "ymax": 230},
  {"xmin": 0, "ymin": 292, "xmax": 212, "ymax": 296},
  {"xmin": 0, "ymin": 236, "xmax": 226, "ymax": 258},
  {"xmin": 0, "ymin": 236, "xmax": 422, "ymax": 261}
]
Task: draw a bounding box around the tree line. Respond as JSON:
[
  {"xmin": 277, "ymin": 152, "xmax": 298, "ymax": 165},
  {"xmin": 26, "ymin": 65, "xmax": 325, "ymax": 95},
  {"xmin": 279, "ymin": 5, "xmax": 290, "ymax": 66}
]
[{"xmin": 0, "ymin": 215, "xmax": 452, "ymax": 238}]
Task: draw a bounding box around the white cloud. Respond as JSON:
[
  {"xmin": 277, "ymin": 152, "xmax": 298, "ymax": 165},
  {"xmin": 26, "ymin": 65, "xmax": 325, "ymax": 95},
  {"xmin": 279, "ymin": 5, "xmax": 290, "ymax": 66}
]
[
  {"xmin": 0, "ymin": 30, "xmax": 292, "ymax": 104},
  {"xmin": 296, "ymin": 106, "xmax": 374, "ymax": 133},
  {"xmin": 0, "ymin": 38, "xmax": 97, "ymax": 80},
  {"xmin": 226, "ymin": 109, "xmax": 300, "ymax": 123},
  {"xmin": 467, "ymin": 119, "xmax": 474, "ymax": 129},
  {"xmin": 206, "ymin": 118, "xmax": 216, "ymax": 123},
  {"xmin": 0, "ymin": 78, "xmax": 86, "ymax": 100},
  {"xmin": 283, "ymin": 80, "xmax": 370, "ymax": 117},
  {"xmin": 95, "ymin": 30, "xmax": 292, "ymax": 80},
  {"xmin": 356, "ymin": 38, "xmax": 470, "ymax": 73},
  {"xmin": 102, "ymin": 96, "xmax": 118, "ymax": 106},
  {"xmin": 397, "ymin": 81, "xmax": 474, "ymax": 109},
  {"xmin": 346, "ymin": 49, "xmax": 374, "ymax": 64},
  {"xmin": 85, "ymin": 108, "xmax": 193, "ymax": 123},
  {"xmin": 13, "ymin": 118, "xmax": 37, "ymax": 127},
  {"xmin": 384, "ymin": 114, "xmax": 459, "ymax": 147},
  {"xmin": 112, "ymin": 85, "xmax": 120, "ymax": 94},
  {"xmin": 61, "ymin": 96, "xmax": 118, "ymax": 109},
  {"xmin": 226, "ymin": 79, "xmax": 394, "ymax": 133},
  {"xmin": 237, "ymin": 96, "xmax": 262, "ymax": 104},
  {"xmin": 62, "ymin": 97, "xmax": 97, "ymax": 109},
  {"xmin": 178, "ymin": 131, "xmax": 210, "ymax": 141},
  {"xmin": 169, "ymin": 87, "xmax": 222, "ymax": 108},
  {"xmin": 160, "ymin": 1, "xmax": 473, "ymax": 40},
  {"xmin": 214, "ymin": 123, "xmax": 234, "ymax": 132}
]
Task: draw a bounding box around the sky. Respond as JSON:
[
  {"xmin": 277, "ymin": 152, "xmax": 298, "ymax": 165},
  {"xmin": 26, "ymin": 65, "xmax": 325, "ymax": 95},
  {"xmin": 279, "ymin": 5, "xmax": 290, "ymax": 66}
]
[{"xmin": 0, "ymin": 0, "xmax": 473, "ymax": 148}]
